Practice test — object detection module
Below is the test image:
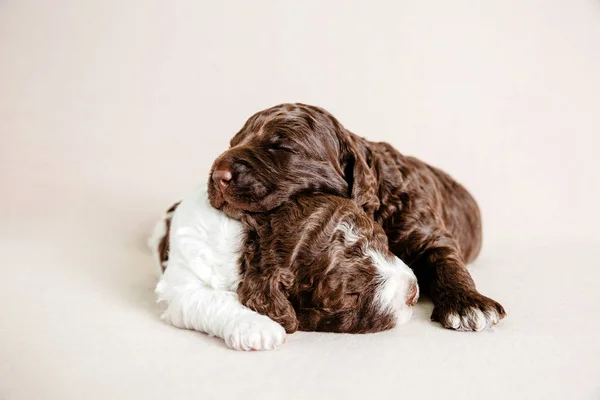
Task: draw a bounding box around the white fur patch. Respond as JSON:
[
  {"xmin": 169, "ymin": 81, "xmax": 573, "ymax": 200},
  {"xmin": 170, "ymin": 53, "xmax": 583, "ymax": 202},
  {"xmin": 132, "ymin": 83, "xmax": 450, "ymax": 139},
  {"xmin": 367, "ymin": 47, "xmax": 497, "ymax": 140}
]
[
  {"xmin": 334, "ymin": 221, "xmax": 419, "ymax": 326},
  {"xmin": 484, "ymin": 309, "xmax": 500, "ymax": 325},
  {"xmin": 369, "ymin": 249, "xmax": 418, "ymax": 326},
  {"xmin": 447, "ymin": 307, "xmax": 501, "ymax": 331},
  {"xmin": 470, "ymin": 308, "xmax": 487, "ymax": 331},
  {"xmin": 446, "ymin": 313, "xmax": 461, "ymax": 329},
  {"xmin": 333, "ymin": 221, "xmax": 418, "ymax": 327}
]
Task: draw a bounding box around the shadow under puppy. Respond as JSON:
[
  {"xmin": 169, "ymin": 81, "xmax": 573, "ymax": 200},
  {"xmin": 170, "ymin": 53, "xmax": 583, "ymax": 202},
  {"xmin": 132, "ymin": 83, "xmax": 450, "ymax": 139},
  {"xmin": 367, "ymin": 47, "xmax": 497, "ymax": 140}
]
[{"xmin": 151, "ymin": 184, "xmax": 418, "ymax": 351}]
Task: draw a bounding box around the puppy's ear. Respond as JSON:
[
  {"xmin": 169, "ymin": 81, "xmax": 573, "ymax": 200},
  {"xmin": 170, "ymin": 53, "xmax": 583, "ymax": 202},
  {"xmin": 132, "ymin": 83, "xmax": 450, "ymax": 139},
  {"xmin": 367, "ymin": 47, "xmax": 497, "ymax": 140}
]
[
  {"xmin": 339, "ymin": 131, "xmax": 380, "ymax": 217},
  {"xmin": 238, "ymin": 267, "xmax": 299, "ymax": 333}
]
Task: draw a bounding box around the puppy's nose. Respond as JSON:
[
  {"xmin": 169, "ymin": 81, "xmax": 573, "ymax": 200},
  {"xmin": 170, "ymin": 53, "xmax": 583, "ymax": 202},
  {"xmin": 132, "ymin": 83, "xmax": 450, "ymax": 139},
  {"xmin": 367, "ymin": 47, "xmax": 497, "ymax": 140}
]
[
  {"xmin": 212, "ymin": 169, "xmax": 232, "ymax": 188},
  {"xmin": 405, "ymin": 282, "xmax": 419, "ymax": 306}
]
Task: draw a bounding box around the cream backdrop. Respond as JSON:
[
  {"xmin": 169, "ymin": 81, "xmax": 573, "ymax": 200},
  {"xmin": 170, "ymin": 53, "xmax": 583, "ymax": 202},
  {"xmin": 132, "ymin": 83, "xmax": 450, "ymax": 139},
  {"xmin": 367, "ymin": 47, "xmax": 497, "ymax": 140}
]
[{"xmin": 1, "ymin": 1, "xmax": 599, "ymax": 399}]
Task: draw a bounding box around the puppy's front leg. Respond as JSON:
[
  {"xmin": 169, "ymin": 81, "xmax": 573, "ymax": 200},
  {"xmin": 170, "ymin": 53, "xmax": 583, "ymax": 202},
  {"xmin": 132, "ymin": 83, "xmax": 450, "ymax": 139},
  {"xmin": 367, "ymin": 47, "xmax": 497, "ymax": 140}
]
[
  {"xmin": 396, "ymin": 225, "xmax": 506, "ymax": 331},
  {"xmin": 156, "ymin": 266, "xmax": 286, "ymax": 351},
  {"xmin": 238, "ymin": 268, "xmax": 299, "ymax": 334}
]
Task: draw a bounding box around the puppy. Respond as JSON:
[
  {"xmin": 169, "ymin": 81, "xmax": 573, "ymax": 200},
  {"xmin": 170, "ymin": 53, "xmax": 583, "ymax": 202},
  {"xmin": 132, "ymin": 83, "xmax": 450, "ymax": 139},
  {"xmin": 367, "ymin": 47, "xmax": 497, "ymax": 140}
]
[
  {"xmin": 238, "ymin": 193, "xmax": 418, "ymax": 334},
  {"xmin": 208, "ymin": 103, "xmax": 505, "ymax": 331},
  {"xmin": 150, "ymin": 184, "xmax": 417, "ymax": 350}
]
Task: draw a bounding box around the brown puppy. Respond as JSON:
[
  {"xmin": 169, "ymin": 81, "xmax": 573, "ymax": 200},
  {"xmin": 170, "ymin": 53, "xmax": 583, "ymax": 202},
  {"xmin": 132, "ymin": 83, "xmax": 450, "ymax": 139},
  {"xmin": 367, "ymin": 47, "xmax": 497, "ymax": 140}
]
[
  {"xmin": 208, "ymin": 103, "xmax": 505, "ymax": 331},
  {"xmin": 236, "ymin": 194, "xmax": 418, "ymax": 334}
]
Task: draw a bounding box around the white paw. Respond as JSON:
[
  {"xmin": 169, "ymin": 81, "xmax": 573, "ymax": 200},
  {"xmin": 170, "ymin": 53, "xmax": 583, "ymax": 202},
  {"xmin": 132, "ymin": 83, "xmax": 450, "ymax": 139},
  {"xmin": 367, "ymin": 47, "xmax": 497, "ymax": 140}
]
[
  {"xmin": 445, "ymin": 307, "xmax": 501, "ymax": 332},
  {"xmin": 224, "ymin": 314, "xmax": 286, "ymax": 351}
]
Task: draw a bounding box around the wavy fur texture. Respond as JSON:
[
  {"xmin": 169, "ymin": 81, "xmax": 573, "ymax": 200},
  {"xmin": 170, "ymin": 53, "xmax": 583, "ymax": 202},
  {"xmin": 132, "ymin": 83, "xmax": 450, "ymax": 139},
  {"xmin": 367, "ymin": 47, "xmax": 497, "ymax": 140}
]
[{"xmin": 152, "ymin": 184, "xmax": 417, "ymax": 350}]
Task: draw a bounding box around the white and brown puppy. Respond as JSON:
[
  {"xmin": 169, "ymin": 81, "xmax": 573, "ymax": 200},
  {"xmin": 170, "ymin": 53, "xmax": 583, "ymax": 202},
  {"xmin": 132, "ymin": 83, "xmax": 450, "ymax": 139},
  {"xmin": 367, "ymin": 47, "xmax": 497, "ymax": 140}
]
[{"xmin": 150, "ymin": 184, "xmax": 418, "ymax": 351}]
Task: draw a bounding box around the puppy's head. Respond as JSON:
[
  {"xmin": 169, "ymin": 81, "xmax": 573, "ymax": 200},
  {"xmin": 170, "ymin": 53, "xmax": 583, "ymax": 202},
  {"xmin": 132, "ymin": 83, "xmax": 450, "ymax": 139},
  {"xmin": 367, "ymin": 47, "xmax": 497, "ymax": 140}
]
[
  {"xmin": 237, "ymin": 195, "xmax": 419, "ymax": 334},
  {"xmin": 293, "ymin": 218, "xmax": 418, "ymax": 333},
  {"xmin": 208, "ymin": 103, "xmax": 380, "ymax": 219}
]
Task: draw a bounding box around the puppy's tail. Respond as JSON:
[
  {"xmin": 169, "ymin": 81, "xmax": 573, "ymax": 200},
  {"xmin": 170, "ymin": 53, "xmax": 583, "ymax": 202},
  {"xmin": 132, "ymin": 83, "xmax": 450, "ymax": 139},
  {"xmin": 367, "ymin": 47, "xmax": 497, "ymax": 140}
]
[{"xmin": 148, "ymin": 201, "xmax": 180, "ymax": 277}]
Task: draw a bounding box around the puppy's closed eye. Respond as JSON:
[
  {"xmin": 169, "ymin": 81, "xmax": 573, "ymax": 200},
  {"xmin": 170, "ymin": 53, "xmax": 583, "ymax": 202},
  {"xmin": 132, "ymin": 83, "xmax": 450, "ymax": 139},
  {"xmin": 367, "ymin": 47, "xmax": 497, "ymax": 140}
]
[
  {"xmin": 266, "ymin": 143, "xmax": 290, "ymax": 153},
  {"xmin": 266, "ymin": 131, "xmax": 298, "ymax": 152},
  {"xmin": 267, "ymin": 141, "xmax": 295, "ymax": 153}
]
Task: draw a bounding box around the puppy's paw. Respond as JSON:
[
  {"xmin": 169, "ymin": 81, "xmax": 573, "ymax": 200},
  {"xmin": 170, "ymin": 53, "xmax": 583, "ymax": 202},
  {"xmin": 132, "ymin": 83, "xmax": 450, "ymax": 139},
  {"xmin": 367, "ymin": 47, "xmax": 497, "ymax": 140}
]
[
  {"xmin": 431, "ymin": 290, "xmax": 506, "ymax": 331},
  {"xmin": 224, "ymin": 314, "xmax": 287, "ymax": 351}
]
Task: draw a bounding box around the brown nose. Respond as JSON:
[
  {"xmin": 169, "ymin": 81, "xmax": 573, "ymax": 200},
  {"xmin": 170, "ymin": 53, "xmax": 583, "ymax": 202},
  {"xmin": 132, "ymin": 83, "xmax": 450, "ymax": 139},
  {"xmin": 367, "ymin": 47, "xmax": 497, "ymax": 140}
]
[
  {"xmin": 212, "ymin": 169, "xmax": 232, "ymax": 188},
  {"xmin": 405, "ymin": 282, "xmax": 419, "ymax": 306}
]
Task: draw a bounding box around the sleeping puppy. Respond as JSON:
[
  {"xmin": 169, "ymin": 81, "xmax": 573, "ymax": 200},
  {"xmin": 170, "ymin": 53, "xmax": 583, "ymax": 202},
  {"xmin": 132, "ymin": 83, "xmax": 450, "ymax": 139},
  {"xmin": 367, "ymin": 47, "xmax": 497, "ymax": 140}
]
[
  {"xmin": 238, "ymin": 193, "xmax": 418, "ymax": 334},
  {"xmin": 150, "ymin": 184, "xmax": 417, "ymax": 351},
  {"xmin": 208, "ymin": 103, "xmax": 505, "ymax": 331}
]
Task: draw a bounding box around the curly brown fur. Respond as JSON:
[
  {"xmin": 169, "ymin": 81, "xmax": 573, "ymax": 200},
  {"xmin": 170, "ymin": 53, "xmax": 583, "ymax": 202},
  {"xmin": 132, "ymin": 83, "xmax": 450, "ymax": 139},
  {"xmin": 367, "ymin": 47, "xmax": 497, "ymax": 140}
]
[
  {"xmin": 208, "ymin": 103, "xmax": 506, "ymax": 331},
  {"xmin": 236, "ymin": 195, "xmax": 407, "ymax": 334}
]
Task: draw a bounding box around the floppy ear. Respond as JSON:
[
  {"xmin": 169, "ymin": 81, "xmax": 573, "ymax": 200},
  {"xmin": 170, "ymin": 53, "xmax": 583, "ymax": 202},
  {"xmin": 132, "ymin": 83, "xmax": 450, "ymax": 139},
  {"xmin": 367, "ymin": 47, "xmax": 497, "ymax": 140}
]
[
  {"xmin": 237, "ymin": 266, "xmax": 299, "ymax": 333},
  {"xmin": 339, "ymin": 131, "xmax": 380, "ymax": 217}
]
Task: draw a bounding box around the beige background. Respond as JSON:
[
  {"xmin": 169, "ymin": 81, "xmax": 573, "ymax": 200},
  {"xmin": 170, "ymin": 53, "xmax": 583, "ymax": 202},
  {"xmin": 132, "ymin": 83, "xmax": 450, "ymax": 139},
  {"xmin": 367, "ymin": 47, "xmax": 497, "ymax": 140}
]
[{"xmin": 1, "ymin": 0, "xmax": 599, "ymax": 399}]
